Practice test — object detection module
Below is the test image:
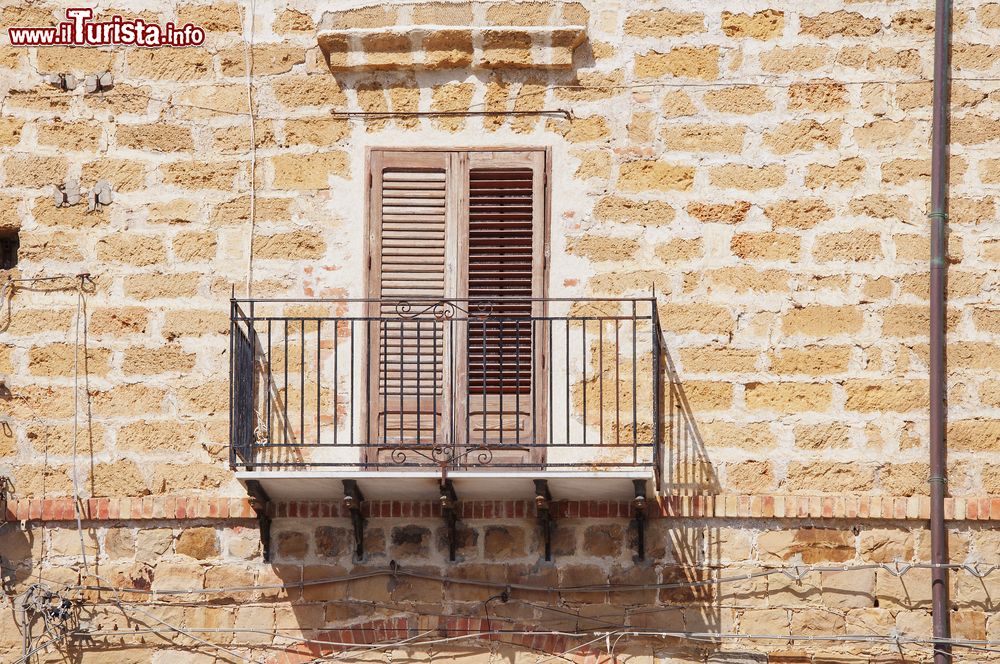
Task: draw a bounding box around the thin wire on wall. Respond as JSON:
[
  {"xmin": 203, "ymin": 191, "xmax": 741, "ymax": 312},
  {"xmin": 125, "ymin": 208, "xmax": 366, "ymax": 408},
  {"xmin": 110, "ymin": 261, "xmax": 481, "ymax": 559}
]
[
  {"xmin": 66, "ymin": 560, "xmax": 1000, "ymax": 597},
  {"xmin": 13, "ymin": 74, "xmax": 1000, "ymax": 121},
  {"xmin": 240, "ymin": 0, "xmax": 257, "ymax": 299},
  {"xmin": 11, "ymin": 565, "xmax": 1000, "ymax": 663},
  {"xmin": 70, "ymin": 275, "xmax": 90, "ymax": 575}
]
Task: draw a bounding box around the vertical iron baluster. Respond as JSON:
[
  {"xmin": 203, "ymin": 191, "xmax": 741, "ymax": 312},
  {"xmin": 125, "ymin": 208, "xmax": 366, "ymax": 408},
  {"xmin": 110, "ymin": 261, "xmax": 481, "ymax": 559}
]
[
  {"xmin": 334, "ymin": 320, "xmax": 339, "ymax": 446},
  {"xmin": 247, "ymin": 316, "xmax": 253, "ymax": 462},
  {"xmin": 316, "ymin": 318, "xmax": 320, "ymax": 445},
  {"xmin": 599, "ymin": 319, "xmax": 604, "ymax": 446},
  {"xmin": 481, "ymin": 318, "xmax": 487, "ymax": 449},
  {"xmin": 632, "ymin": 301, "xmax": 638, "ymax": 455},
  {"xmin": 382, "ymin": 319, "xmax": 387, "ymax": 448},
  {"xmin": 582, "ymin": 319, "xmax": 587, "ymax": 448},
  {"xmin": 615, "ymin": 322, "xmax": 620, "ymax": 447},
  {"xmin": 267, "ymin": 320, "xmax": 272, "ymax": 445},
  {"xmin": 283, "ymin": 319, "xmax": 288, "ymax": 446},
  {"xmin": 531, "ymin": 319, "xmax": 537, "ymax": 449},
  {"xmin": 363, "ymin": 319, "xmax": 368, "ymax": 449},
  {"xmin": 316, "ymin": 319, "xmax": 321, "ymax": 446},
  {"xmin": 515, "ymin": 318, "xmax": 521, "ymax": 449},
  {"xmin": 399, "ymin": 319, "xmax": 404, "ymax": 446},
  {"xmin": 565, "ymin": 319, "xmax": 569, "ymax": 446},
  {"xmin": 499, "ymin": 318, "xmax": 504, "ymax": 448},
  {"xmin": 548, "ymin": 319, "xmax": 553, "ymax": 448},
  {"xmin": 454, "ymin": 317, "xmax": 460, "ymax": 462},
  {"xmin": 350, "ymin": 320, "xmax": 355, "ymax": 446},
  {"xmin": 228, "ymin": 301, "xmax": 234, "ymax": 466},
  {"xmin": 433, "ymin": 317, "xmax": 438, "ymax": 449},
  {"xmin": 416, "ymin": 319, "xmax": 422, "ymax": 446},
  {"xmin": 652, "ymin": 301, "xmax": 662, "ymax": 483},
  {"xmin": 300, "ymin": 319, "xmax": 305, "ymax": 446},
  {"xmin": 248, "ymin": 302, "xmax": 255, "ymax": 465}
]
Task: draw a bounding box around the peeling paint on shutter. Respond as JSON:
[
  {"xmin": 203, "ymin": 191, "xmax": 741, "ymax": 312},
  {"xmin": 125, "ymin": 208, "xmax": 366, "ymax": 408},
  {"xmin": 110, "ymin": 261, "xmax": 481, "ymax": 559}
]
[
  {"xmin": 366, "ymin": 149, "xmax": 548, "ymax": 467},
  {"xmin": 463, "ymin": 151, "xmax": 547, "ymax": 464},
  {"xmin": 367, "ymin": 152, "xmax": 453, "ymax": 459}
]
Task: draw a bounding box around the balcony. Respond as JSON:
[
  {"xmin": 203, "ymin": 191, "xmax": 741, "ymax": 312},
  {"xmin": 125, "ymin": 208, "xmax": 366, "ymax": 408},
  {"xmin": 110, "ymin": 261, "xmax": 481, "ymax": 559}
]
[{"xmin": 229, "ymin": 297, "xmax": 663, "ymax": 502}]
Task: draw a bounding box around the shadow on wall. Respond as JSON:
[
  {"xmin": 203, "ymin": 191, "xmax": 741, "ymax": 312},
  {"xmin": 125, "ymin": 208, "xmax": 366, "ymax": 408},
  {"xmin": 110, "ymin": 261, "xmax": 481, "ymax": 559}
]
[
  {"xmin": 664, "ymin": 346, "xmax": 721, "ymax": 498},
  {"xmin": 262, "ymin": 522, "xmax": 732, "ymax": 662},
  {"xmin": 247, "ymin": 328, "xmax": 732, "ymax": 661},
  {"xmin": 0, "ymin": 521, "xmax": 37, "ymax": 591},
  {"xmin": 256, "ymin": 352, "xmax": 736, "ymax": 663}
]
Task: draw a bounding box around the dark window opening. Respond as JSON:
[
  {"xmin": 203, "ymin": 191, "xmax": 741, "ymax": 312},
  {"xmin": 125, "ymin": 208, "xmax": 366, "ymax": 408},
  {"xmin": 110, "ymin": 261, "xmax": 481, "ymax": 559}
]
[{"xmin": 0, "ymin": 232, "xmax": 18, "ymax": 270}]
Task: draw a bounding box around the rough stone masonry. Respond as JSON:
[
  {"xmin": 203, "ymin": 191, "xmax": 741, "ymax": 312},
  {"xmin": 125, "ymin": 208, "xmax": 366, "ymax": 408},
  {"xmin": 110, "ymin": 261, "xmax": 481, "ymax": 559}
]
[{"xmin": 1, "ymin": 0, "xmax": 1000, "ymax": 662}]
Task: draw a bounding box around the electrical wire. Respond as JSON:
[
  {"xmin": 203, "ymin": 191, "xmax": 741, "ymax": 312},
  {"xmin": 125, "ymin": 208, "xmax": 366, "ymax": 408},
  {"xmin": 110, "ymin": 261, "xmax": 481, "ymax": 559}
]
[
  {"xmin": 295, "ymin": 630, "xmax": 581, "ymax": 664},
  {"xmin": 73, "ymin": 620, "xmax": 1000, "ymax": 651},
  {"xmin": 15, "ymin": 568, "xmax": 1000, "ymax": 662},
  {"xmin": 321, "ymin": 629, "xmax": 441, "ymax": 663},
  {"xmin": 70, "ymin": 275, "xmax": 90, "ymax": 575},
  {"xmin": 537, "ymin": 632, "xmax": 618, "ymax": 664},
  {"xmin": 120, "ymin": 601, "xmax": 265, "ymax": 664},
  {"xmin": 10, "ymin": 583, "xmax": 77, "ymax": 664},
  {"xmin": 69, "ymin": 560, "xmax": 1000, "ymax": 597},
  {"xmin": 0, "ymin": 278, "xmax": 12, "ymax": 332},
  {"xmin": 54, "ymin": 560, "xmax": 1000, "ymax": 661},
  {"xmin": 240, "ymin": 0, "xmax": 257, "ymax": 299},
  {"xmin": 17, "ymin": 562, "xmax": 1000, "ymax": 662},
  {"xmin": 592, "ymin": 630, "xmax": 1000, "ymax": 652},
  {"xmin": 11, "ymin": 631, "xmax": 69, "ymax": 664},
  {"xmin": 8, "ymin": 557, "xmax": 1000, "ymax": 609},
  {"xmin": 12, "ymin": 74, "xmax": 1000, "ymax": 121},
  {"xmin": 66, "ymin": 623, "xmax": 1000, "ymax": 658},
  {"xmin": 0, "ymin": 274, "xmax": 94, "ymax": 332},
  {"xmin": 329, "ymin": 109, "xmax": 573, "ymax": 120}
]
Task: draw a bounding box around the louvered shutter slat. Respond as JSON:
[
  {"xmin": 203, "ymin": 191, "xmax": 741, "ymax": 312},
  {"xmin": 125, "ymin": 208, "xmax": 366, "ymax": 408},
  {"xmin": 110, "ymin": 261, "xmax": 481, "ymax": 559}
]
[
  {"xmin": 367, "ymin": 149, "xmax": 547, "ymax": 465},
  {"xmin": 369, "ymin": 157, "xmax": 451, "ymax": 455},
  {"xmin": 465, "ymin": 161, "xmax": 544, "ymax": 457}
]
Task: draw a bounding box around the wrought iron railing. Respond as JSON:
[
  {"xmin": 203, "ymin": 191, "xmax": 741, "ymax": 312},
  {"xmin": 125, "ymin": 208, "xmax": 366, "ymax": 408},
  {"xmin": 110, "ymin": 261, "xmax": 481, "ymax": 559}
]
[{"xmin": 229, "ymin": 297, "xmax": 663, "ymax": 482}]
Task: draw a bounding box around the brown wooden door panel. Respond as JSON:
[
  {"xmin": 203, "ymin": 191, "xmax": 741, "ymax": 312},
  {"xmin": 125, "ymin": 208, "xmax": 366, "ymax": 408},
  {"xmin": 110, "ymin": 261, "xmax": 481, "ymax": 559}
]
[
  {"xmin": 366, "ymin": 151, "xmax": 456, "ymax": 463},
  {"xmin": 366, "ymin": 149, "xmax": 548, "ymax": 469},
  {"xmin": 459, "ymin": 151, "xmax": 547, "ymax": 466}
]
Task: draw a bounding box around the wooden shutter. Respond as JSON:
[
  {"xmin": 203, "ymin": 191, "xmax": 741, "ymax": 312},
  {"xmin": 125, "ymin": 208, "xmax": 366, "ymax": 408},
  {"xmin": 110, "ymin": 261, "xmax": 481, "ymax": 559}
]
[
  {"xmin": 366, "ymin": 149, "xmax": 548, "ymax": 468},
  {"xmin": 367, "ymin": 151, "xmax": 457, "ymax": 461},
  {"xmin": 460, "ymin": 151, "xmax": 547, "ymax": 464}
]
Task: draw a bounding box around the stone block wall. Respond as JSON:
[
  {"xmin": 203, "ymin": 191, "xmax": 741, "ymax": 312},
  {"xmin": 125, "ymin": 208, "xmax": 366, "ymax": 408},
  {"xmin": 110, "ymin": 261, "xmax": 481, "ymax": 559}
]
[
  {"xmin": 0, "ymin": 0, "xmax": 999, "ymax": 500},
  {"xmin": 4, "ymin": 499, "xmax": 1000, "ymax": 662},
  {"xmin": 0, "ymin": 0, "xmax": 999, "ymax": 661}
]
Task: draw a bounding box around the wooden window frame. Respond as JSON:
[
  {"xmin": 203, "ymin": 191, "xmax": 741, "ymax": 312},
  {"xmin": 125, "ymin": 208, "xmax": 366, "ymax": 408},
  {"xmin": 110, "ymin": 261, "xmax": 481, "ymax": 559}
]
[{"xmin": 363, "ymin": 146, "xmax": 552, "ymax": 466}]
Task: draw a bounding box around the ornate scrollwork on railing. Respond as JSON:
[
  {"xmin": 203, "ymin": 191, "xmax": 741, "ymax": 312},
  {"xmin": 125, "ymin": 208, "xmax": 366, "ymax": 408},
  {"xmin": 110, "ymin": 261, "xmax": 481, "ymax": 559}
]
[
  {"xmin": 467, "ymin": 301, "xmax": 494, "ymax": 319},
  {"xmin": 387, "ymin": 443, "xmax": 495, "ymax": 469},
  {"xmin": 466, "ymin": 446, "xmax": 494, "ymax": 467},
  {"xmin": 393, "ymin": 299, "xmax": 495, "ymax": 321},
  {"xmin": 389, "ymin": 444, "xmax": 456, "ymax": 467}
]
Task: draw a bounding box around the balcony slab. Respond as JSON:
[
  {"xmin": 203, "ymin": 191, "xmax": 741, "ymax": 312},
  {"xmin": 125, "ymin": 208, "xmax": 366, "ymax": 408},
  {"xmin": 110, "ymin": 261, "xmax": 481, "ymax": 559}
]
[{"xmin": 236, "ymin": 470, "xmax": 654, "ymax": 503}]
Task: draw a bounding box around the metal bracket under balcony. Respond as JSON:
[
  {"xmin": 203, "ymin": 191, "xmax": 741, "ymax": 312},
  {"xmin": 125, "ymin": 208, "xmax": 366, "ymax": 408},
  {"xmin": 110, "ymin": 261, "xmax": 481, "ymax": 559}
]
[{"xmin": 229, "ymin": 297, "xmax": 664, "ymax": 501}]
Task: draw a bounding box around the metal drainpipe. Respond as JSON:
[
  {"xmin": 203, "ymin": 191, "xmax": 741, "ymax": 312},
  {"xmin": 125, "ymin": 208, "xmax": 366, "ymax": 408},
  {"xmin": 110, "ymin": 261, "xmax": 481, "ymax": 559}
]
[{"xmin": 929, "ymin": 0, "xmax": 952, "ymax": 661}]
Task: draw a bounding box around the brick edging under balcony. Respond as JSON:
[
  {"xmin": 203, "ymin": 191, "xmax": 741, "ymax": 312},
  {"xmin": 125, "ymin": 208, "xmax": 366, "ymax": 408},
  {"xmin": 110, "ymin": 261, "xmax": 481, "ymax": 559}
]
[{"xmin": 4, "ymin": 494, "xmax": 1000, "ymax": 523}]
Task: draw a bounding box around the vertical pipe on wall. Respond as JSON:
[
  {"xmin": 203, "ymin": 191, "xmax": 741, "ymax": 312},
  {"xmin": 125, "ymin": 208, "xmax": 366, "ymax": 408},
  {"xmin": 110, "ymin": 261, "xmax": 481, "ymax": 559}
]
[{"xmin": 929, "ymin": 0, "xmax": 952, "ymax": 661}]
